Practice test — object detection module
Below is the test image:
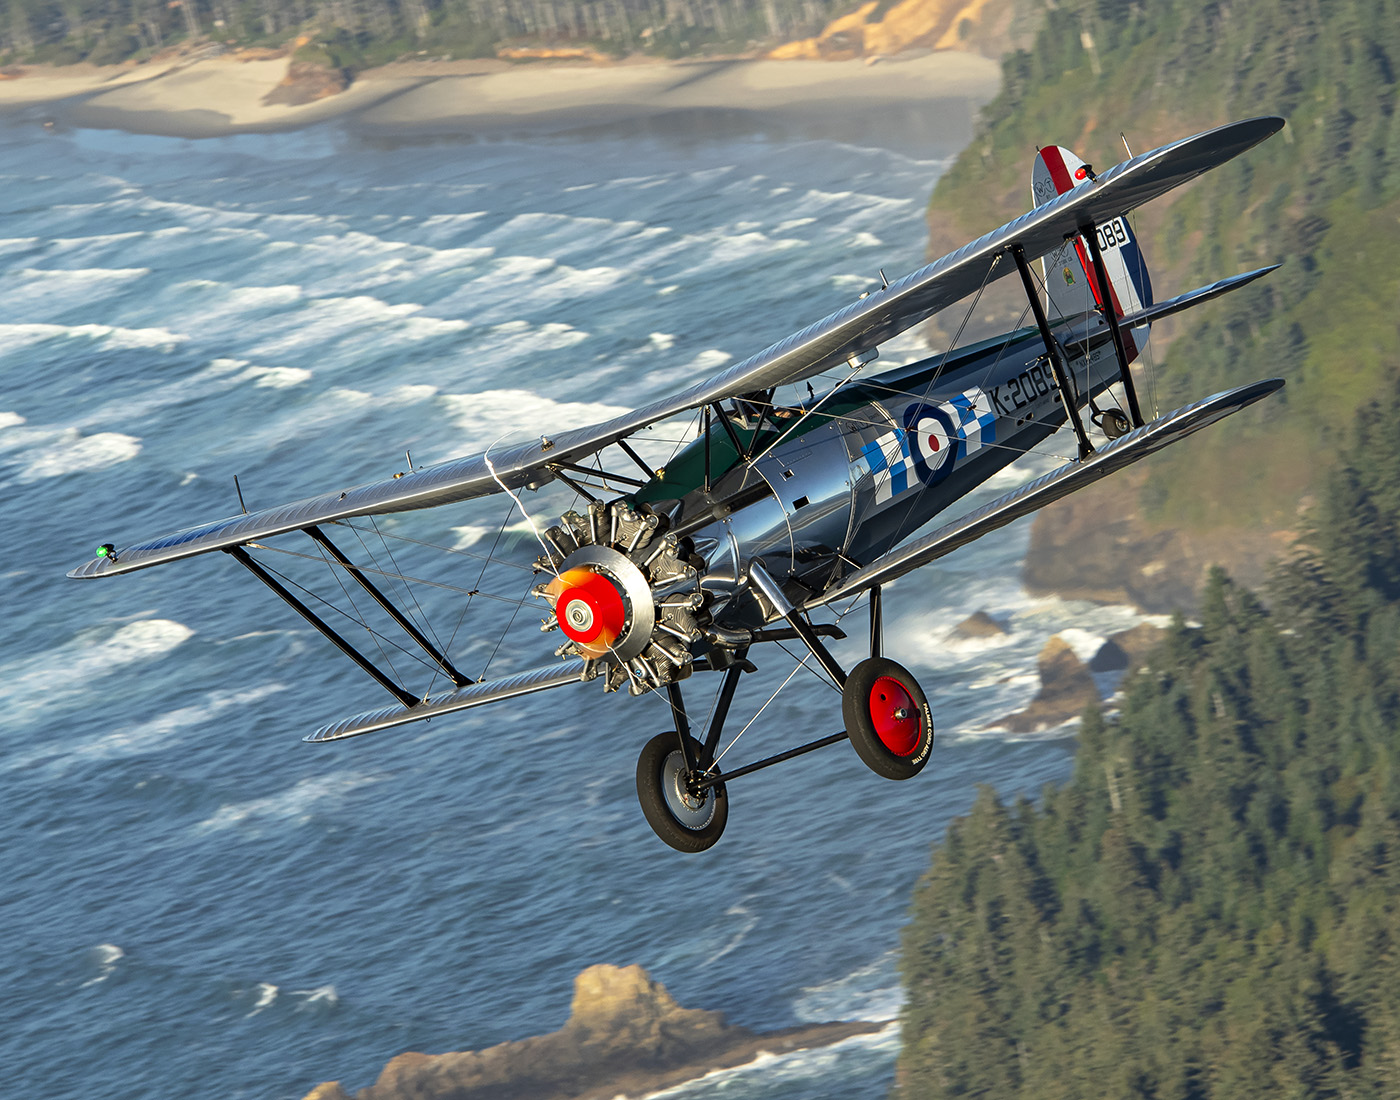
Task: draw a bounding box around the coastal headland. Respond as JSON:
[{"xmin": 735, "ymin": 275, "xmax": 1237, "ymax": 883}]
[
  {"xmin": 0, "ymin": 50, "xmax": 1000, "ymax": 141},
  {"xmin": 302, "ymin": 963, "xmax": 885, "ymax": 1100}
]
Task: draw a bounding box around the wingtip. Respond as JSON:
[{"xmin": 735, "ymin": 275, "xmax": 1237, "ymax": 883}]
[
  {"xmin": 67, "ymin": 557, "xmax": 111, "ymax": 580},
  {"xmin": 1235, "ymin": 114, "xmax": 1288, "ymax": 149}
]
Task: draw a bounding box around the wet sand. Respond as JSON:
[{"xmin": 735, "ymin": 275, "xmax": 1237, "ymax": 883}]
[{"xmin": 0, "ymin": 52, "xmax": 999, "ymax": 142}]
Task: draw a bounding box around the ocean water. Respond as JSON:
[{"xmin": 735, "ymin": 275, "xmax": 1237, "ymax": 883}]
[{"xmin": 1, "ymin": 111, "xmax": 1151, "ymax": 1099}]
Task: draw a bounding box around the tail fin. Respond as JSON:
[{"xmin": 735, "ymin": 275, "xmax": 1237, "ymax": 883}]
[{"xmin": 1032, "ymin": 144, "xmax": 1154, "ymax": 357}]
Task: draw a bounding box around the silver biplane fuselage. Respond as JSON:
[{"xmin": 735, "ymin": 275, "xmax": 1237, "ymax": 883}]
[{"xmin": 676, "ymin": 324, "xmax": 1122, "ymax": 614}]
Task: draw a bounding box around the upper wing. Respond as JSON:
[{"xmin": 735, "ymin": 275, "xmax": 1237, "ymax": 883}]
[
  {"xmin": 70, "ymin": 116, "xmax": 1283, "ymax": 581},
  {"xmin": 804, "ymin": 379, "xmax": 1286, "ymax": 610}
]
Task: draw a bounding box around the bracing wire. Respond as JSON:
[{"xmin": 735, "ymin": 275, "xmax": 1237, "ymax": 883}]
[
  {"xmin": 246, "ymin": 542, "xmax": 530, "ymax": 605},
  {"xmin": 368, "ymin": 515, "xmax": 449, "ymax": 657},
  {"xmin": 436, "ymin": 503, "xmax": 515, "ymax": 689},
  {"xmin": 337, "ymin": 520, "xmax": 535, "ymax": 573},
  {"xmin": 255, "ymin": 553, "xmax": 440, "ymax": 677},
  {"xmin": 708, "ymin": 651, "xmax": 816, "ymax": 772},
  {"xmin": 484, "ymin": 448, "xmax": 562, "ymax": 583},
  {"xmin": 311, "ymin": 537, "xmax": 406, "ymax": 688}
]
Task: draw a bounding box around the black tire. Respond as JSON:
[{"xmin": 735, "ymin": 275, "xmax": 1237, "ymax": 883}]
[
  {"xmin": 635, "ymin": 731, "xmax": 728, "ymax": 853},
  {"xmin": 841, "ymin": 657, "xmax": 934, "ymax": 780},
  {"xmin": 1101, "ymin": 408, "xmax": 1132, "ymax": 440}
]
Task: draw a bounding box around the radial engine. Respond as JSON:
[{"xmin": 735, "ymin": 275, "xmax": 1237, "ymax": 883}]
[{"xmin": 532, "ymin": 500, "xmax": 707, "ymax": 695}]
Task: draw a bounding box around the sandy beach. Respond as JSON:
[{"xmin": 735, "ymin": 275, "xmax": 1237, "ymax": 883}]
[{"xmin": 0, "ymin": 50, "xmax": 1000, "ymax": 141}]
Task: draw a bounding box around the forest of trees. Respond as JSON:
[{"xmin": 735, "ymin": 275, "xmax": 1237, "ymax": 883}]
[
  {"xmin": 927, "ymin": 0, "xmax": 1400, "ymax": 530},
  {"xmin": 902, "ymin": 8, "xmax": 1400, "ymax": 1073},
  {"xmin": 895, "ymin": 374, "xmax": 1400, "ymax": 1096},
  {"xmin": 0, "ymin": 0, "xmax": 860, "ymax": 66}
]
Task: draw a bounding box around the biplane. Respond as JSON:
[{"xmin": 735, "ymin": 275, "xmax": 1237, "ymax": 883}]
[{"xmin": 70, "ymin": 116, "xmax": 1286, "ymax": 851}]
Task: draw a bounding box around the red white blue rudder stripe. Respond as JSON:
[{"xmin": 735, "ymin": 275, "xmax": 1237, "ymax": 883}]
[{"xmin": 1032, "ymin": 142, "xmax": 1154, "ymax": 360}]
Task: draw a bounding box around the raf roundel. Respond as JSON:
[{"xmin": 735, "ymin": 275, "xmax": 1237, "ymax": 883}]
[
  {"xmin": 905, "ymin": 403, "xmax": 961, "ymax": 486},
  {"xmin": 915, "ymin": 413, "xmax": 953, "ymax": 472}
]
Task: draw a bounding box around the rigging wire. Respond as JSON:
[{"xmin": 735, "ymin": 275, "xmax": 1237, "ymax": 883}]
[
  {"xmin": 368, "ymin": 515, "xmax": 449, "ymax": 658},
  {"xmin": 484, "ymin": 450, "xmax": 563, "ymax": 583},
  {"xmin": 435, "ymin": 503, "xmax": 516, "ymax": 691},
  {"xmin": 245, "ymin": 542, "xmax": 531, "ymax": 605},
  {"xmin": 478, "ymin": 575, "xmax": 534, "ymax": 682},
  {"xmin": 337, "ymin": 520, "xmax": 535, "ymax": 572},
  {"xmin": 771, "ymin": 637, "xmax": 843, "ymax": 695},
  {"xmin": 311, "ymin": 537, "xmax": 407, "ymax": 689},
  {"xmin": 708, "ymin": 651, "xmax": 816, "ymax": 772},
  {"xmin": 252, "ymin": 553, "xmax": 440, "ymax": 677}
]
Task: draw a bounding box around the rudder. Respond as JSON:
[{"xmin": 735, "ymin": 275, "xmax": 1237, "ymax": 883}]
[{"xmin": 1032, "ymin": 143, "xmax": 1153, "ymax": 358}]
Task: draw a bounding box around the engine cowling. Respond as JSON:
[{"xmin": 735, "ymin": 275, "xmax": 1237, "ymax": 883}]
[{"xmin": 533, "ymin": 501, "xmax": 704, "ymax": 695}]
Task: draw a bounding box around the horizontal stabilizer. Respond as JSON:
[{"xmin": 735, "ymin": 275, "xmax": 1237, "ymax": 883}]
[
  {"xmin": 306, "ymin": 660, "xmax": 586, "ymax": 743},
  {"xmin": 806, "ymin": 378, "xmax": 1285, "ymax": 609},
  {"xmin": 69, "ymin": 117, "xmax": 1283, "ymax": 581},
  {"xmin": 1115, "ymin": 265, "xmax": 1279, "ymax": 330}
]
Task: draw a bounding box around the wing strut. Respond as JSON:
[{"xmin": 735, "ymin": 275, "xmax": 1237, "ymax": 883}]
[
  {"xmin": 305, "ymin": 525, "xmax": 471, "ymax": 688},
  {"xmin": 1080, "ymin": 221, "xmax": 1146, "ymax": 427},
  {"xmin": 225, "ymin": 545, "xmax": 418, "ymax": 708},
  {"xmin": 1011, "ymin": 244, "xmax": 1095, "ymax": 459}
]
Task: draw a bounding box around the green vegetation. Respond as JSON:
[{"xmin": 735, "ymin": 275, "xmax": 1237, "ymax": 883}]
[
  {"xmin": 928, "ymin": 0, "xmax": 1400, "ymax": 529},
  {"xmin": 896, "ymin": 377, "xmax": 1400, "ymax": 1098},
  {"xmin": 0, "ymin": 0, "xmax": 857, "ymax": 69}
]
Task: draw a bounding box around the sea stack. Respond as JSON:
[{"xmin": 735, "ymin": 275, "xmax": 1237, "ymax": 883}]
[{"xmin": 302, "ymin": 963, "xmax": 881, "ymax": 1100}]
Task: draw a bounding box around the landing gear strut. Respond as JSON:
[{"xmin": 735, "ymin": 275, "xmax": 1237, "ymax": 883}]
[{"xmin": 632, "ymin": 568, "xmax": 936, "ymax": 851}]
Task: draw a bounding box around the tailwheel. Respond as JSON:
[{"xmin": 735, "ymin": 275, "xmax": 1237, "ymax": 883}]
[
  {"xmin": 842, "ymin": 657, "xmax": 934, "ymax": 780},
  {"xmin": 1100, "ymin": 407, "xmax": 1132, "ymax": 440},
  {"xmin": 636, "ymin": 731, "xmax": 728, "ymax": 853}
]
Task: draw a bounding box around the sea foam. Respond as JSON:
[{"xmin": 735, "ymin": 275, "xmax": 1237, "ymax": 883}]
[
  {"xmin": 0, "ymin": 620, "xmax": 194, "ymax": 722},
  {"xmin": 13, "ymin": 429, "xmax": 141, "ymax": 482},
  {"xmin": 196, "ymin": 774, "xmax": 378, "ymax": 835},
  {"xmin": 437, "ymin": 389, "xmax": 628, "ymax": 450}
]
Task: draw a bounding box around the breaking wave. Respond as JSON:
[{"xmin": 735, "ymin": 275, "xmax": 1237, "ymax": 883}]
[
  {"xmin": 0, "ymin": 620, "xmax": 194, "ymax": 720},
  {"xmin": 196, "ymin": 774, "xmax": 379, "ymax": 835}
]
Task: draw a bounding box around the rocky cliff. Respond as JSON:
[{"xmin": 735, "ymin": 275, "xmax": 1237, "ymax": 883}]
[
  {"xmin": 303, "ymin": 964, "xmax": 880, "ymax": 1100},
  {"xmin": 769, "ymin": 0, "xmax": 1040, "ymax": 62},
  {"xmin": 1021, "ymin": 470, "xmax": 1296, "ymax": 614}
]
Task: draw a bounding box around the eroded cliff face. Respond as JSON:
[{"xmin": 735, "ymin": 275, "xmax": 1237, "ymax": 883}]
[
  {"xmin": 769, "ymin": 0, "xmax": 1040, "ymax": 62},
  {"xmin": 303, "ymin": 964, "xmax": 880, "ymax": 1100},
  {"xmin": 1021, "ymin": 470, "xmax": 1296, "ymax": 614}
]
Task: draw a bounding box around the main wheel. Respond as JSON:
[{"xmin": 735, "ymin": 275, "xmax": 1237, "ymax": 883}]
[
  {"xmin": 636, "ymin": 731, "xmax": 728, "ymax": 853},
  {"xmin": 842, "ymin": 657, "xmax": 934, "ymax": 780}
]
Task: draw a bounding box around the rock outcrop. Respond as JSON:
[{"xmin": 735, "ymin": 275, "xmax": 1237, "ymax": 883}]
[
  {"xmin": 262, "ymin": 60, "xmax": 349, "ymax": 106},
  {"xmin": 1001, "ymin": 624, "xmax": 1165, "ymax": 731},
  {"xmin": 1089, "ymin": 623, "xmax": 1164, "ymax": 673},
  {"xmin": 303, "ymin": 964, "xmax": 880, "ymax": 1100},
  {"xmin": 948, "ymin": 610, "xmax": 1009, "ymax": 639},
  {"xmin": 1000, "ymin": 635, "xmax": 1098, "ymax": 732}
]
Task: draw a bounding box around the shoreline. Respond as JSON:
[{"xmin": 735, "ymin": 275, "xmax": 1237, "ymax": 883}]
[{"xmin": 0, "ymin": 51, "xmax": 1000, "ymax": 142}]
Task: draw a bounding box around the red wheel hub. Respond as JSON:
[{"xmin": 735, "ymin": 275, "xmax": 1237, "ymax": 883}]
[
  {"xmin": 551, "ymin": 568, "xmax": 626, "ymax": 648},
  {"xmin": 868, "ymin": 676, "xmax": 921, "ymax": 756}
]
